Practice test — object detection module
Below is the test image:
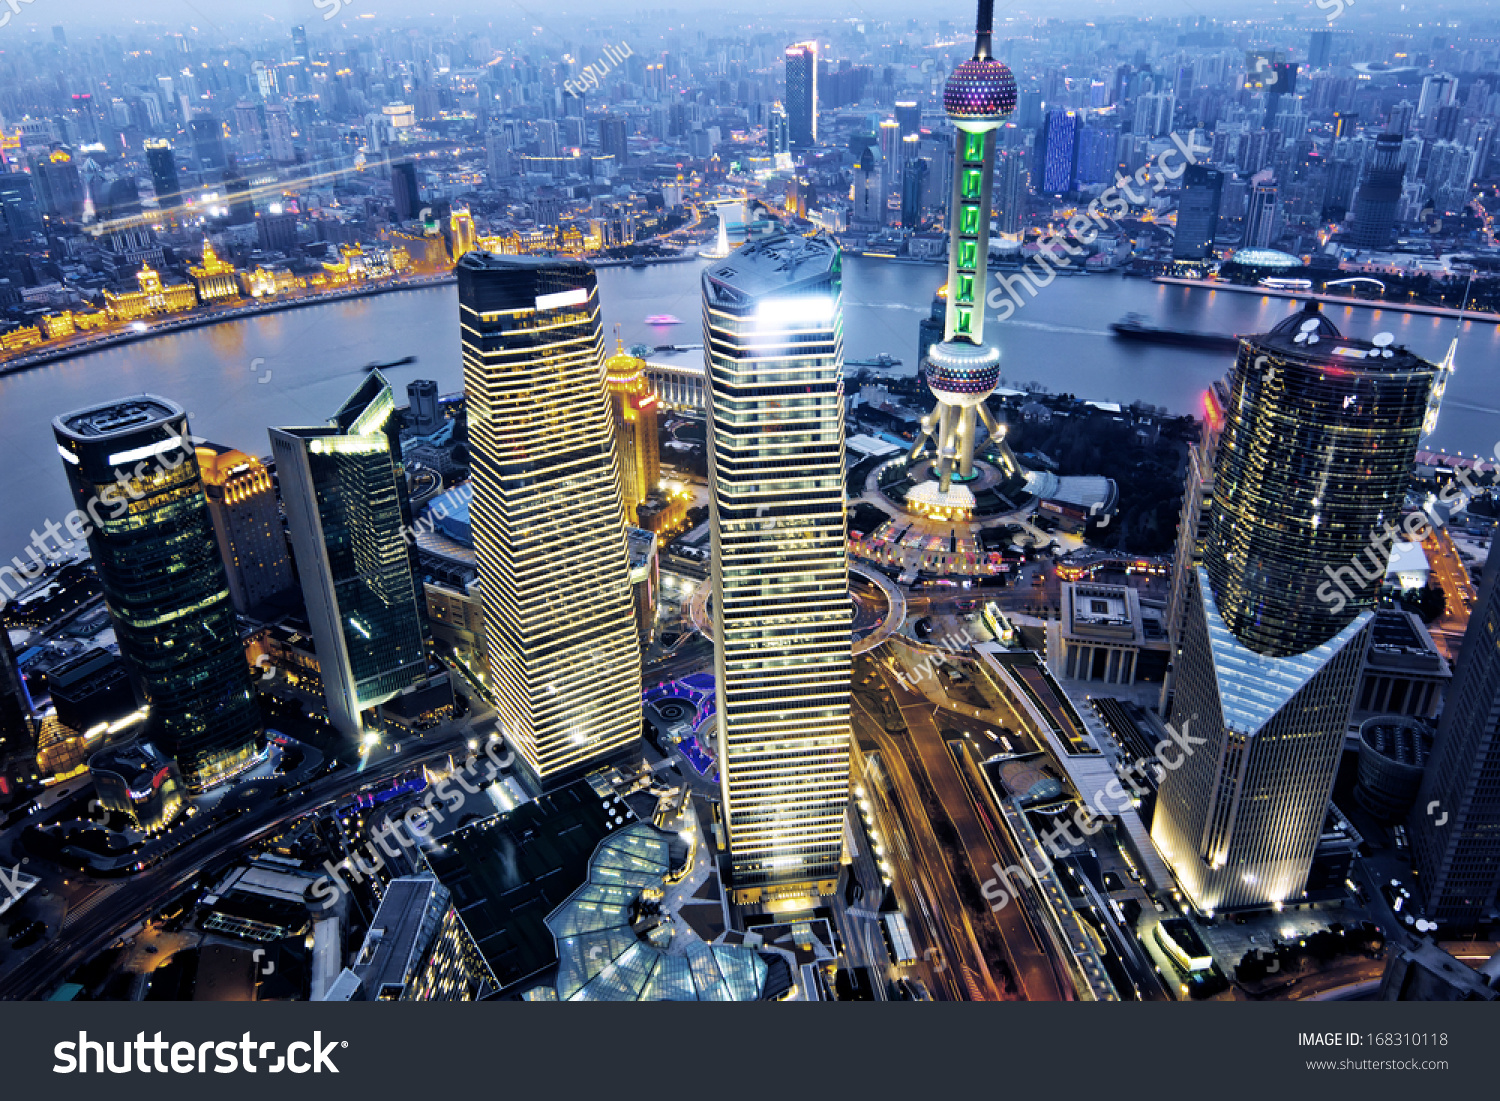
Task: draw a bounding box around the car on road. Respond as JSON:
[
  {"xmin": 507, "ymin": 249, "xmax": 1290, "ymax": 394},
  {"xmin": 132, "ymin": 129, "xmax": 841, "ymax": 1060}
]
[{"xmin": 9, "ymin": 920, "xmax": 46, "ymax": 949}]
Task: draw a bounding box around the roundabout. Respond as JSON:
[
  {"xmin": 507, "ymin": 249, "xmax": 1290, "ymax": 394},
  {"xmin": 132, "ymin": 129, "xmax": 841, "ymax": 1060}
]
[{"xmin": 685, "ymin": 561, "xmax": 904, "ymax": 656}]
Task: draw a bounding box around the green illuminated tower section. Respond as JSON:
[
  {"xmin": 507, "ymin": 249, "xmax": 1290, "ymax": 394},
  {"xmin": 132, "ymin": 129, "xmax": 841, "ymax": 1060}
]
[{"xmin": 907, "ymin": 0, "xmax": 1018, "ymax": 498}]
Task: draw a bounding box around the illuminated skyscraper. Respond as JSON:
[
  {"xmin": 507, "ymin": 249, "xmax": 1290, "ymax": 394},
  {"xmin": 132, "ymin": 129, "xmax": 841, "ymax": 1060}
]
[
  {"xmin": 1153, "ymin": 306, "xmax": 1436, "ymax": 912},
  {"xmin": 907, "ymin": 0, "xmax": 1018, "ymax": 502},
  {"xmin": 702, "ymin": 232, "xmax": 851, "ymax": 903},
  {"xmin": 1408, "ymin": 561, "xmax": 1500, "ymax": 928},
  {"xmin": 603, "ymin": 335, "xmax": 660, "ymax": 526},
  {"xmin": 196, "ymin": 444, "xmax": 295, "ymax": 615},
  {"xmin": 1037, "ymin": 108, "xmax": 1079, "ymax": 193},
  {"xmin": 54, "ymin": 397, "xmax": 263, "ymax": 790},
  {"xmin": 271, "ymin": 372, "xmax": 429, "ymax": 741},
  {"xmin": 458, "ymin": 253, "xmax": 642, "ymax": 782},
  {"xmin": 785, "ymin": 42, "xmax": 818, "ymax": 148}
]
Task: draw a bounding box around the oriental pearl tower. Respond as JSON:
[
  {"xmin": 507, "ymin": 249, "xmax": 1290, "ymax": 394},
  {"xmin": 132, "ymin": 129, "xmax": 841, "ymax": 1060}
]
[{"xmin": 906, "ymin": 0, "xmax": 1019, "ymax": 511}]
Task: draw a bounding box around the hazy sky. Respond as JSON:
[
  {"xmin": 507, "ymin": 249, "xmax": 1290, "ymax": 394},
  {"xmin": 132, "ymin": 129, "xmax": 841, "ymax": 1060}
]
[{"xmin": 0, "ymin": 0, "xmax": 1486, "ymax": 40}]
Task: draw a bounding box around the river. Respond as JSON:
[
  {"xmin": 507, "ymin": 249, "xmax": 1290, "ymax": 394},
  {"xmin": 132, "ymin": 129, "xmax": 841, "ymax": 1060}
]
[{"xmin": 1, "ymin": 255, "xmax": 1496, "ymax": 557}]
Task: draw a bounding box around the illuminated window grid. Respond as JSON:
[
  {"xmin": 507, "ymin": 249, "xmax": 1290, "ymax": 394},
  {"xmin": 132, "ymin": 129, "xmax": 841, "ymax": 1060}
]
[
  {"xmin": 460, "ymin": 276, "xmax": 642, "ymax": 780},
  {"xmin": 702, "ymin": 244, "xmax": 852, "ymax": 896}
]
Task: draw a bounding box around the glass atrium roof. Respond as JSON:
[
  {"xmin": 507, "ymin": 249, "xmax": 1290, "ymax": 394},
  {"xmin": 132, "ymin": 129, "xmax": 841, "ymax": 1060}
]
[{"xmin": 544, "ymin": 823, "xmax": 768, "ymax": 1002}]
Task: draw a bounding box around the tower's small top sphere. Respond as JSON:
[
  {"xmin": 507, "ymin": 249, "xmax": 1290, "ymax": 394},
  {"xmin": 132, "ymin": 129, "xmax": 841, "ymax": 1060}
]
[{"xmin": 943, "ymin": 58, "xmax": 1017, "ymax": 126}]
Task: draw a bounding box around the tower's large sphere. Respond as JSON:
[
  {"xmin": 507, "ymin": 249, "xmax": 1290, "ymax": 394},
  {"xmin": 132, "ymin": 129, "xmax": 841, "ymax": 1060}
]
[
  {"xmin": 924, "ymin": 341, "xmax": 1001, "ymax": 408},
  {"xmin": 943, "ymin": 58, "xmax": 1018, "ymax": 128}
]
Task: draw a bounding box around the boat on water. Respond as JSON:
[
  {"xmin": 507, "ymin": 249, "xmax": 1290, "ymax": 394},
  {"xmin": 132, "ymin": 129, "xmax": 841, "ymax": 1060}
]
[
  {"xmin": 646, "ymin": 314, "xmax": 683, "ymax": 326},
  {"xmin": 630, "ymin": 256, "xmax": 647, "ymax": 269},
  {"xmin": 1109, "ymin": 313, "xmax": 1240, "ymax": 351},
  {"xmin": 847, "ymin": 352, "xmax": 903, "ymax": 369},
  {"xmin": 365, "ymin": 355, "xmax": 416, "ymax": 369}
]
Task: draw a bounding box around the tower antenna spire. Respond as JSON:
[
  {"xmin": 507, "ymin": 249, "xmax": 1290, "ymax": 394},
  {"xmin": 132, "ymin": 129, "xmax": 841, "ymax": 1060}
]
[{"xmin": 974, "ymin": 0, "xmax": 994, "ymax": 59}]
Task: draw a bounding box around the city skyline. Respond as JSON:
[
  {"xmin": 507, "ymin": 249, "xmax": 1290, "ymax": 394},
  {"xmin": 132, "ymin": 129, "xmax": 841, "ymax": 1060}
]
[{"xmin": 0, "ymin": 1, "xmax": 1498, "ymax": 1015}]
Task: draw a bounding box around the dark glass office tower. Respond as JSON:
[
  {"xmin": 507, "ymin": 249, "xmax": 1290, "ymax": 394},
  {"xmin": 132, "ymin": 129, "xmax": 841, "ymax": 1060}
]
[
  {"xmin": 900, "ymin": 156, "xmax": 928, "ymax": 228},
  {"xmin": 785, "ymin": 42, "xmax": 818, "ymax": 148},
  {"xmin": 1153, "ymin": 306, "xmax": 1437, "ymax": 912},
  {"xmin": 271, "ymin": 372, "xmax": 428, "ymax": 741},
  {"xmin": 1172, "ymin": 164, "xmax": 1223, "ymax": 259},
  {"xmin": 1347, "ymin": 133, "xmax": 1404, "ymax": 249},
  {"xmin": 0, "ymin": 626, "xmax": 36, "ymax": 795},
  {"xmin": 0, "ymin": 172, "xmax": 43, "ymax": 239},
  {"xmin": 458, "ymin": 253, "xmax": 642, "ymax": 783},
  {"xmin": 54, "ymin": 398, "xmax": 263, "ymax": 791},
  {"xmin": 189, "ymin": 115, "xmax": 226, "ymax": 172},
  {"xmin": 1264, "ymin": 62, "xmax": 1298, "ymax": 125},
  {"xmin": 144, "ymin": 139, "xmax": 182, "ymax": 210},
  {"xmin": 392, "ymin": 161, "xmax": 421, "ymax": 222},
  {"xmin": 1408, "ymin": 563, "xmax": 1500, "ymax": 929}
]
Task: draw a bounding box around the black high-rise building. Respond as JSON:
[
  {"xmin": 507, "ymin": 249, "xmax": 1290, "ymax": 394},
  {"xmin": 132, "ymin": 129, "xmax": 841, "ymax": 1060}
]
[
  {"xmin": 785, "ymin": 42, "xmax": 818, "ymax": 148},
  {"xmin": 598, "ymin": 115, "xmax": 629, "ymax": 162},
  {"xmin": 1409, "ymin": 561, "xmax": 1500, "ymax": 929},
  {"xmin": 271, "ymin": 373, "xmax": 429, "ymax": 742},
  {"xmin": 0, "ymin": 172, "xmax": 43, "ymax": 238},
  {"xmin": 1154, "ymin": 304, "xmax": 1438, "ymax": 912},
  {"xmin": 1173, "ymin": 164, "xmax": 1223, "ymax": 259},
  {"xmin": 222, "ymin": 166, "xmax": 254, "ymax": 224},
  {"xmin": 1264, "ymin": 62, "xmax": 1298, "ymax": 126},
  {"xmin": 900, "ymin": 157, "xmax": 928, "ymax": 228},
  {"xmin": 53, "ymin": 397, "xmax": 263, "ymax": 790},
  {"xmin": 190, "ymin": 115, "xmax": 227, "ymax": 171},
  {"xmin": 391, "ymin": 161, "xmax": 421, "ymax": 222},
  {"xmin": 292, "ymin": 24, "xmax": 309, "ymax": 60},
  {"xmin": 0, "ymin": 626, "xmax": 36, "ymax": 798},
  {"xmin": 894, "ymin": 99, "xmax": 921, "ymax": 137},
  {"xmin": 1346, "ymin": 133, "xmax": 1404, "ymax": 249},
  {"xmin": 144, "ymin": 139, "xmax": 182, "ymax": 210}
]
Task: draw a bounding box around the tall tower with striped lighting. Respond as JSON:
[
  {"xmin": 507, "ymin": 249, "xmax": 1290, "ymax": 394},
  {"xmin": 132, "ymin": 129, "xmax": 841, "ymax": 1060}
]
[{"xmin": 907, "ymin": 0, "xmax": 1017, "ymax": 506}]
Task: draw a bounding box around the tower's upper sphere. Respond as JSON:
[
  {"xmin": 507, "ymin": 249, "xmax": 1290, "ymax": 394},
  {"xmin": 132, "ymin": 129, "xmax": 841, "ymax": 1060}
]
[
  {"xmin": 924, "ymin": 341, "xmax": 1001, "ymax": 408},
  {"xmin": 943, "ymin": 58, "xmax": 1017, "ymax": 127}
]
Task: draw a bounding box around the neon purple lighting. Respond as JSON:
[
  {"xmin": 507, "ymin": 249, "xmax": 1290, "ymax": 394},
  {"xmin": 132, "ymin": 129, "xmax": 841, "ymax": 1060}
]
[{"xmin": 943, "ymin": 58, "xmax": 1018, "ymax": 121}]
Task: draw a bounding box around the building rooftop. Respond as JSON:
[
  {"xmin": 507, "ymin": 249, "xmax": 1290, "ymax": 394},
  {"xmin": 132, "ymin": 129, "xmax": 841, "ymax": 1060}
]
[
  {"xmin": 543, "ymin": 822, "xmax": 768, "ymax": 1002},
  {"xmin": 349, "ymin": 875, "xmax": 451, "ymax": 1000},
  {"xmin": 703, "ymin": 231, "xmax": 838, "ymax": 305},
  {"xmin": 425, "ymin": 778, "xmax": 625, "ymax": 992},
  {"xmin": 1254, "ymin": 302, "xmax": 1428, "ymax": 369},
  {"xmin": 54, "ymin": 395, "xmax": 182, "ymax": 441}
]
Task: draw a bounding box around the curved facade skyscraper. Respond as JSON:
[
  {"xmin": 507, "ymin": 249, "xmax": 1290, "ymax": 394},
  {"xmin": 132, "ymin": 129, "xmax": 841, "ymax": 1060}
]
[
  {"xmin": 703, "ymin": 232, "xmax": 851, "ymax": 903},
  {"xmin": 1346, "ymin": 133, "xmax": 1404, "ymax": 250},
  {"xmin": 1154, "ymin": 304, "xmax": 1437, "ymax": 912},
  {"xmin": 458, "ymin": 252, "xmax": 642, "ymax": 783},
  {"xmin": 53, "ymin": 397, "xmax": 263, "ymax": 790},
  {"xmin": 1205, "ymin": 306, "xmax": 1434, "ymax": 658}
]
